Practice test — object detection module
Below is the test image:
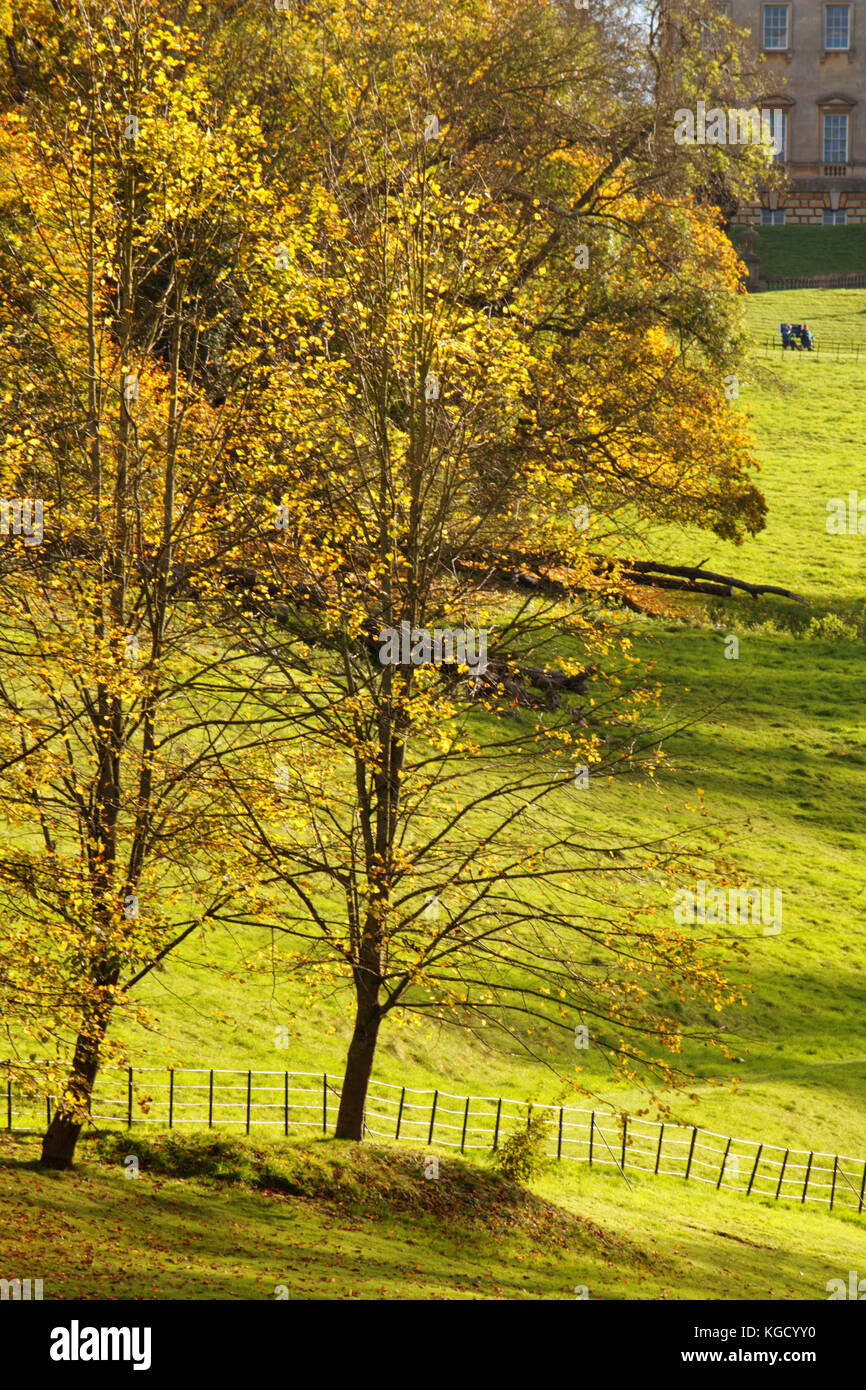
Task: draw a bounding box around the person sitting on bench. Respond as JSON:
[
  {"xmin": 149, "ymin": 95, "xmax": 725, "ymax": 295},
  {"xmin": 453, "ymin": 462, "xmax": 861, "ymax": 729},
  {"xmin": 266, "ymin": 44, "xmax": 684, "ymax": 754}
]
[
  {"xmin": 780, "ymin": 322, "xmax": 794, "ymax": 349},
  {"xmin": 800, "ymin": 323, "xmax": 814, "ymax": 351}
]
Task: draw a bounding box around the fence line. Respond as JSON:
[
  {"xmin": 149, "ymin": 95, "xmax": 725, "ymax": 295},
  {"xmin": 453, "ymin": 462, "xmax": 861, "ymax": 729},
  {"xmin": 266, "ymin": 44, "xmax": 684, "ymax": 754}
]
[
  {"xmin": 755, "ymin": 336, "xmax": 861, "ymax": 361},
  {"xmin": 763, "ymin": 272, "xmax": 866, "ymax": 291},
  {"xmin": 3, "ymin": 1064, "xmax": 864, "ymax": 1215}
]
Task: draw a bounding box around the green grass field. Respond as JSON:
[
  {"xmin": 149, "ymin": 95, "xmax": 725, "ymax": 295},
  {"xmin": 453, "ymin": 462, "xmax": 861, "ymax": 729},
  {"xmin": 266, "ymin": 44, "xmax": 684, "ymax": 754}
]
[
  {"xmin": 3, "ymin": 1130, "xmax": 864, "ymax": 1300},
  {"xmin": 3, "ymin": 288, "xmax": 865, "ymax": 1300},
  {"xmin": 730, "ymin": 225, "xmax": 866, "ymax": 279},
  {"xmin": 110, "ymin": 292, "xmax": 866, "ymax": 1142}
]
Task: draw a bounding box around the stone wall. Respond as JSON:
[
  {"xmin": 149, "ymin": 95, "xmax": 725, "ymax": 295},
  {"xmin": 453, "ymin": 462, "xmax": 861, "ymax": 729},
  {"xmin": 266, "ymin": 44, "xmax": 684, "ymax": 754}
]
[{"xmin": 738, "ymin": 193, "xmax": 866, "ymax": 224}]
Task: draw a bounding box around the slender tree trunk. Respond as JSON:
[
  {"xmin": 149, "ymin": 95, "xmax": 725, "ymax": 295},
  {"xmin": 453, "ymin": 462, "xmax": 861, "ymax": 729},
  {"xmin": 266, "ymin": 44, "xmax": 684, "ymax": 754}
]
[
  {"xmin": 334, "ymin": 991, "xmax": 381, "ymax": 1140},
  {"xmin": 40, "ymin": 1013, "xmax": 107, "ymax": 1170}
]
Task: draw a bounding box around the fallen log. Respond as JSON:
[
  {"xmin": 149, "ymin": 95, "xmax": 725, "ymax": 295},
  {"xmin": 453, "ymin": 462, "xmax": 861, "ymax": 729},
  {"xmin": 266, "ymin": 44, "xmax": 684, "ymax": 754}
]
[
  {"xmin": 617, "ymin": 559, "xmax": 808, "ymax": 605},
  {"xmin": 443, "ymin": 547, "xmax": 808, "ymax": 606}
]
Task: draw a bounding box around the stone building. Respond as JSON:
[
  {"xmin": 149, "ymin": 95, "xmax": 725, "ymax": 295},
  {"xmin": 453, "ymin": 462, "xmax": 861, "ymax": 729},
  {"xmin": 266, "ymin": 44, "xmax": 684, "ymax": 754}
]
[{"xmin": 727, "ymin": 1, "xmax": 866, "ymax": 224}]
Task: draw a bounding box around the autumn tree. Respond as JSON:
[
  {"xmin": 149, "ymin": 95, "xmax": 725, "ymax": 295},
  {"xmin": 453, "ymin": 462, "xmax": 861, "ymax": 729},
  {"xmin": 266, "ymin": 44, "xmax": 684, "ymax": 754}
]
[
  {"xmin": 0, "ymin": 0, "xmax": 772, "ymax": 1159},
  {"xmin": 0, "ymin": 0, "xmax": 304, "ymax": 1166},
  {"xmin": 202, "ymin": 0, "xmax": 765, "ymax": 1139}
]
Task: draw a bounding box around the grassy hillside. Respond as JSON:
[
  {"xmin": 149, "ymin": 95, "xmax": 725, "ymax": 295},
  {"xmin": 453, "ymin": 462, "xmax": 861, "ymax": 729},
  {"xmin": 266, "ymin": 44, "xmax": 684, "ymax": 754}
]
[
  {"xmin": 0, "ymin": 1132, "xmax": 669, "ymax": 1301},
  {"xmin": 730, "ymin": 225, "xmax": 866, "ymax": 279},
  {"xmin": 3, "ymin": 1130, "xmax": 864, "ymax": 1300},
  {"xmin": 3, "ymin": 290, "xmax": 865, "ymax": 1300},
  {"xmin": 648, "ymin": 288, "xmax": 866, "ymax": 605},
  {"xmin": 106, "ymin": 294, "xmax": 866, "ymax": 1155}
]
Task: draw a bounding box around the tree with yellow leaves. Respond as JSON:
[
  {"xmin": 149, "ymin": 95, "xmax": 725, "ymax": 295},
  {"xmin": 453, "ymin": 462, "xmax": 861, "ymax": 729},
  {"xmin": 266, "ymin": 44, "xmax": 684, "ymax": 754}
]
[
  {"xmin": 204, "ymin": 0, "xmax": 761, "ymax": 1139},
  {"xmin": 0, "ymin": 0, "xmax": 311, "ymax": 1166},
  {"xmin": 0, "ymin": 0, "xmax": 766, "ymax": 1157}
]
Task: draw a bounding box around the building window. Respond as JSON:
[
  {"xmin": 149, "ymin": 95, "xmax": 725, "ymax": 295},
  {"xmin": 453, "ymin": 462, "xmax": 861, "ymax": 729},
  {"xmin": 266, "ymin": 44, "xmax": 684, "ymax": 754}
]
[
  {"xmin": 761, "ymin": 208, "xmax": 786, "ymax": 224},
  {"xmin": 701, "ymin": 5, "xmax": 731, "ymax": 48},
  {"xmin": 823, "ymin": 208, "xmax": 848, "ymax": 224},
  {"xmin": 823, "ymin": 112, "xmax": 849, "ymax": 163},
  {"xmin": 762, "ymin": 5, "xmax": 789, "ymax": 49},
  {"xmin": 764, "ymin": 108, "xmax": 788, "ymax": 160},
  {"xmin": 825, "ymin": 5, "xmax": 850, "ymax": 49}
]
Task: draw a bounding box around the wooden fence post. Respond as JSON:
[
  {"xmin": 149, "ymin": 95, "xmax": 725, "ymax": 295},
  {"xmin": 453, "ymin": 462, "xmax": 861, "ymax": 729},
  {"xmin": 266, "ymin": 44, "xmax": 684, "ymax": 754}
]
[
  {"xmin": 621, "ymin": 1116, "xmax": 628, "ymax": 1172},
  {"xmin": 284, "ymin": 1072, "xmax": 289, "ymax": 1137},
  {"xmin": 830, "ymin": 1155, "xmax": 838, "ymax": 1211},
  {"xmin": 747, "ymin": 1144, "xmax": 763, "ymax": 1196},
  {"xmin": 168, "ymin": 1068, "xmax": 174, "ymax": 1130},
  {"xmin": 717, "ymin": 1136, "xmax": 732, "ymax": 1189},
  {"xmin": 460, "ymin": 1097, "xmax": 470, "ymax": 1153},
  {"xmin": 127, "ymin": 1066, "xmax": 133, "ymax": 1130},
  {"xmin": 428, "ymin": 1091, "xmax": 438, "ymax": 1146},
  {"xmin": 208, "ymin": 1070, "xmax": 214, "ymax": 1130},
  {"xmin": 557, "ymin": 1107, "xmax": 564, "ymax": 1160},
  {"xmin": 395, "ymin": 1087, "xmax": 405, "ymax": 1140},
  {"xmin": 492, "ymin": 1097, "xmax": 502, "ymax": 1151},
  {"xmin": 588, "ymin": 1111, "xmax": 594, "ymax": 1166},
  {"xmin": 655, "ymin": 1123, "xmax": 664, "ymax": 1175},
  {"xmin": 323, "ymin": 1074, "xmax": 328, "ymax": 1134},
  {"xmin": 775, "ymin": 1148, "xmax": 789, "ymax": 1199},
  {"xmin": 685, "ymin": 1126, "xmax": 698, "ymax": 1181},
  {"xmin": 858, "ymin": 1160, "xmax": 866, "ymax": 1214},
  {"xmin": 244, "ymin": 1070, "xmax": 252, "ymax": 1135},
  {"xmin": 801, "ymin": 1151, "xmax": 813, "ymax": 1203},
  {"xmin": 6, "ymin": 1079, "xmax": 11, "ymax": 1131},
  {"xmin": 46, "ymin": 1096, "xmax": 51, "ymax": 1127}
]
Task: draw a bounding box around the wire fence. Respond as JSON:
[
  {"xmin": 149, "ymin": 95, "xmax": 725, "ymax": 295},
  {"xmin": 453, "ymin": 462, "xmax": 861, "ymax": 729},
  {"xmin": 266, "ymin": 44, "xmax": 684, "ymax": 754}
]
[
  {"xmin": 755, "ymin": 336, "xmax": 861, "ymax": 360},
  {"xmin": 4, "ymin": 1064, "xmax": 864, "ymax": 1215}
]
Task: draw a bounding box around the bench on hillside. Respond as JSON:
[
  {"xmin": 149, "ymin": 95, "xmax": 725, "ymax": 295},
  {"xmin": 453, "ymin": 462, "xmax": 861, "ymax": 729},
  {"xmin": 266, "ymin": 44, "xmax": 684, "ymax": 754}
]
[{"xmin": 779, "ymin": 323, "xmax": 814, "ymax": 350}]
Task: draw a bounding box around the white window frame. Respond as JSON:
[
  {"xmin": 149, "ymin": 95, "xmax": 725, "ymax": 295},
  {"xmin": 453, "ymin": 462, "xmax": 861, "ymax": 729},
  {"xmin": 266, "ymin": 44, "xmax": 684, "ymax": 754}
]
[
  {"xmin": 824, "ymin": 4, "xmax": 851, "ymax": 49},
  {"xmin": 823, "ymin": 111, "xmax": 849, "ymax": 163},
  {"xmin": 762, "ymin": 4, "xmax": 790, "ymax": 49},
  {"xmin": 823, "ymin": 208, "xmax": 848, "ymax": 224},
  {"xmin": 763, "ymin": 108, "xmax": 788, "ymax": 160},
  {"xmin": 761, "ymin": 208, "xmax": 786, "ymax": 225}
]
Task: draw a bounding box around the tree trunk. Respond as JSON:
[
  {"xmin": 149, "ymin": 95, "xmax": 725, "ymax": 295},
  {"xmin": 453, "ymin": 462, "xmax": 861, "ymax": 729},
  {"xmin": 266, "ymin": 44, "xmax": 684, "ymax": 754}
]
[
  {"xmin": 334, "ymin": 995, "xmax": 381, "ymax": 1141},
  {"xmin": 40, "ymin": 1112, "xmax": 84, "ymax": 1171},
  {"xmin": 40, "ymin": 1021, "xmax": 105, "ymax": 1170}
]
